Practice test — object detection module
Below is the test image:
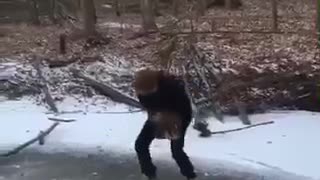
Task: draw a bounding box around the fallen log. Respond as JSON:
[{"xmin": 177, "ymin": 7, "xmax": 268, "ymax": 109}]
[
  {"xmin": 70, "ymin": 68, "xmax": 143, "ymax": 109},
  {"xmin": 1, "ymin": 122, "xmax": 60, "ymax": 157},
  {"xmin": 33, "ymin": 58, "xmax": 59, "ymax": 113}
]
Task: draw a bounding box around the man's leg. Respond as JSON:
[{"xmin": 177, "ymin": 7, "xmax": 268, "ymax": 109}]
[
  {"xmin": 135, "ymin": 120, "xmax": 157, "ymax": 179},
  {"xmin": 171, "ymin": 136, "xmax": 196, "ymax": 179}
]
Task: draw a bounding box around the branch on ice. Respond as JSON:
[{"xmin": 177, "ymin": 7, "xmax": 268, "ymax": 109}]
[
  {"xmin": 1, "ymin": 122, "xmax": 60, "ymax": 157},
  {"xmin": 48, "ymin": 117, "xmax": 77, "ymax": 123},
  {"xmin": 210, "ymin": 121, "xmax": 274, "ymax": 135}
]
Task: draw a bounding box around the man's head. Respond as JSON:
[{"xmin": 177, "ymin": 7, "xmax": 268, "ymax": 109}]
[{"xmin": 133, "ymin": 68, "xmax": 162, "ymax": 95}]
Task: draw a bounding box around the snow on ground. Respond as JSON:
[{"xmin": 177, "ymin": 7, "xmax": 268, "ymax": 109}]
[
  {"xmin": 100, "ymin": 22, "xmax": 142, "ymax": 29},
  {"xmin": 0, "ymin": 97, "xmax": 320, "ymax": 180}
]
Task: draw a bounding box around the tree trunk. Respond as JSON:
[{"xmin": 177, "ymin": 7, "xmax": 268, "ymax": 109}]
[
  {"xmin": 172, "ymin": 0, "xmax": 180, "ymax": 16},
  {"xmin": 225, "ymin": 0, "xmax": 232, "ymax": 9},
  {"xmin": 197, "ymin": 0, "xmax": 207, "ymax": 16},
  {"xmin": 113, "ymin": 0, "xmax": 121, "ymax": 16},
  {"xmin": 82, "ymin": 0, "xmax": 97, "ymax": 36},
  {"xmin": 271, "ymin": 0, "xmax": 278, "ymax": 31},
  {"xmin": 59, "ymin": 34, "xmax": 66, "ymax": 54},
  {"xmin": 49, "ymin": 0, "xmax": 56, "ymax": 23},
  {"xmin": 140, "ymin": 0, "xmax": 158, "ymax": 32},
  {"xmin": 76, "ymin": 0, "xmax": 82, "ymax": 20},
  {"xmin": 29, "ymin": 0, "xmax": 40, "ymax": 25},
  {"xmin": 317, "ymin": 0, "xmax": 320, "ymax": 47}
]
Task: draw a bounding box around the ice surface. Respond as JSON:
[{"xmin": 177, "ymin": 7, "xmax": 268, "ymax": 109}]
[{"xmin": 0, "ymin": 98, "xmax": 319, "ymax": 179}]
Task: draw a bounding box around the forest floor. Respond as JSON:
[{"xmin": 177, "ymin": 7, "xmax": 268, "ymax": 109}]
[{"xmin": 0, "ymin": 0, "xmax": 319, "ymax": 113}]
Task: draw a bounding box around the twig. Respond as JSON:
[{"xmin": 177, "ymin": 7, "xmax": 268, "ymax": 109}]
[
  {"xmin": 210, "ymin": 121, "xmax": 274, "ymax": 135},
  {"xmin": 33, "ymin": 58, "xmax": 59, "ymax": 113},
  {"xmin": 48, "ymin": 117, "xmax": 76, "ymax": 123},
  {"xmin": 1, "ymin": 122, "xmax": 60, "ymax": 157}
]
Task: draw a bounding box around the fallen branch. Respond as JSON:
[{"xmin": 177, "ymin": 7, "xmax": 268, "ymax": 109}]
[
  {"xmin": 33, "ymin": 58, "xmax": 59, "ymax": 113},
  {"xmin": 1, "ymin": 122, "xmax": 60, "ymax": 157},
  {"xmin": 46, "ymin": 55, "xmax": 104, "ymax": 68},
  {"xmin": 45, "ymin": 109, "xmax": 144, "ymax": 115},
  {"xmin": 210, "ymin": 121, "xmax": 274, "ymax": 135},
  {"xmin": 161, "ymin": 30, "xmax": 311, "ymax": 36},
  {"xmin": 70, "ymin": 68, "xmax": 143, "ymax": 109},
  {"xmin": 94, "ymin": 109, "xmax": 143, "ymax": 114},
  {"xmin": 45, "ymin": 110, "xmax": 84, "ymax": 114},
  {"xmin": 48, "ymin": 117, "xmax": 77, "ymax": 123},
  {"xmin": 216, "ymin": 72, "xmax": 319, "ymax": 95}
]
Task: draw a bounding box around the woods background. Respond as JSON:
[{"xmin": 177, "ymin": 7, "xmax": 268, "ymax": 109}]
[{"xmin": 0, "ymin": 0, "xmax": 319, "ymax": 126}]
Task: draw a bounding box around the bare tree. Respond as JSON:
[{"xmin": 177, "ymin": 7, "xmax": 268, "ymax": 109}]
[
  {"xmin": 197, "ymin": 0, "xmax": 207, "ymax": 16},
  {"xmin": 113, "ymin": 0, "xmax": 123, "ymax": 33},
  {"xmin": 113, "ymin": 0, "xmax": 121, "ymax": 16},
  {"xmin": 271, "ymin": 0, "xmax": 278, "ymax": 31},
  {"xmin": 140, "ymin": 0, "xmax": 158, "ymax": 32},
  {"xmin": 75, "ymin": 0, "xmax": 82, "ymax": 20},
  {"xmin": 59, "ymin": 34, "xmax": 66, "ymax": 54},
  {"xmin": 28, "ymin": 0, "xmax": 40, "ymax": 25},
  {"xmin": 49, "ymin": 0, "xmax": 57, "ymax": 23},
  {"xmin": 82, "ymin": 0, "xmax": 97, "ymax": 36},
  {"xmin": 172, "ymin": 0, "xmax": 180, "ymax": 16},
  {"xmin": 317, "ymin": 0, "xmax": 320, "ymax": 47},
  {"xmin": 225, "ymin": 0, "xmax": 232, "ymax": 9}
]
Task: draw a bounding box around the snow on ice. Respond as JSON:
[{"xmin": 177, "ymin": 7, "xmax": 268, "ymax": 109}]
[{"xmin": 0, "ymin": 97, "xmax": 319, "ymax": 180}]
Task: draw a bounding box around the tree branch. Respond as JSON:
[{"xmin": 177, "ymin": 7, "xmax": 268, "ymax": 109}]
[
  {"xmin": 48, "ymin": 117, "xmax": 76, "ymax": 123},
  {"xmin": 33, "ymin": 58, "xmax": 59, "ymax": 113},
  {"xmin": 70, "ymin": 68, "xmax": 143, "ymax": 109},
  {"xmin": 210, "ymin": 121, "xmax": 274, "ymax": 135},
  {"xmin": 1, "ymin": 122, "xmax": 60, "ymax": 157}
]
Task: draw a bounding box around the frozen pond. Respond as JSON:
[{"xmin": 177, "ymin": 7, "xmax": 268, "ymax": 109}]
[{"xmin": 0, "ymin": 98, "xmax": 319, "ymax": 180}]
